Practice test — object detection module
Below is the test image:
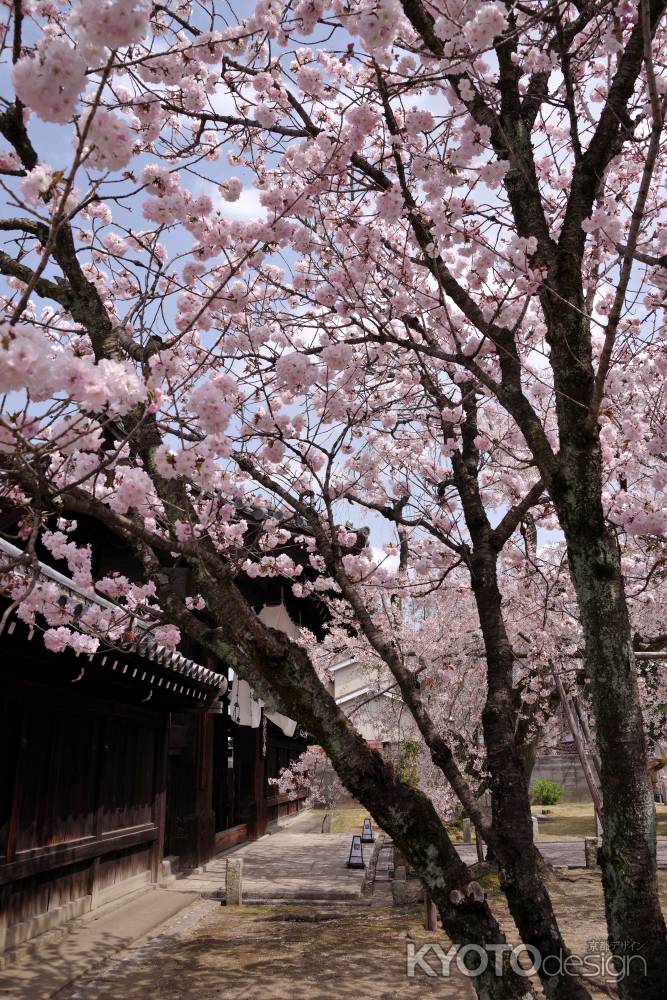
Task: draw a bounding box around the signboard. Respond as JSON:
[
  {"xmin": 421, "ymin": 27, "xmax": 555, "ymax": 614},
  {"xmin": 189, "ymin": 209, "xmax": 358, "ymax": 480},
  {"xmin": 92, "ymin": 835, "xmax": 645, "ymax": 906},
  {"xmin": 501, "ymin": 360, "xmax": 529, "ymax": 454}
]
[
  {"xmin": 347, "ymin": 834, "xmax": 365, "ymax": 869},
  {"xmin": 361, "ymin": 817, "xmax": 374, "ymax": 843}
]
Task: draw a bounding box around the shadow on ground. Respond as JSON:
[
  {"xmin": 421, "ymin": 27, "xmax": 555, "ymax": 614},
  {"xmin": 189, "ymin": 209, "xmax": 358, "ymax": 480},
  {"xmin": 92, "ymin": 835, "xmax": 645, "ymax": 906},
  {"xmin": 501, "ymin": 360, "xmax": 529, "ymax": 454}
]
[
  {"xmin": 49, "ymin": 904, "xmax": 473, "ymax": 1000},
  {"xmin": 0, "ymin": 930, "xmax": 127, "ymax": 1000}
]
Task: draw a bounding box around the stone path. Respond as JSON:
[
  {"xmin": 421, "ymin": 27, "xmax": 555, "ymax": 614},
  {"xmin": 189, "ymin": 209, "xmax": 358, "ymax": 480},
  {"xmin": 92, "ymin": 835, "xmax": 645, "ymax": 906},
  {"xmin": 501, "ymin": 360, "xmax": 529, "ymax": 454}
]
[
  {"xmin": 0, "ymin": 888, "xmax": 201, "ymax": 1000},
  {"xmin": 458, "ymin": 840, "xmax": 667, "ymax": 868},
  {"xmin": 167, "ymin": 831, "xmax": 373, "ymax": 901},
  {"xmin": 166, "ymin": 819, "xmax": 667, "ymax": 903},
  {"xmin": 56, "ymin": 901, "xmax": 218, "ymax": 1000},
  {"xmin": 6, "ymin": 819, "xmax": 666, "ymax": 999}
]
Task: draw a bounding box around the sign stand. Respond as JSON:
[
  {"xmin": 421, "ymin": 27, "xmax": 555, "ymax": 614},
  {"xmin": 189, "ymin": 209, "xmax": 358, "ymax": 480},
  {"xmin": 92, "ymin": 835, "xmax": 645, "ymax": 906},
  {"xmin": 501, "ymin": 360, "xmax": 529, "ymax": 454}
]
[
  {"xmin": 347, "ymin": 834, "xmax": 365, "ymax": 869},
  {"xmin": 361, "ymin": 817, "xmax": 374, "ymax": 843}
]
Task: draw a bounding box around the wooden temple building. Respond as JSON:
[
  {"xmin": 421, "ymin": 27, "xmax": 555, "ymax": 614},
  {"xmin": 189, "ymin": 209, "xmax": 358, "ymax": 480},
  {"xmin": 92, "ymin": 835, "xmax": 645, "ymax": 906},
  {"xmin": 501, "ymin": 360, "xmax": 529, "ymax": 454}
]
[{"xmin": 0, "ymin": 515, "xmax": 319, "ymax": 957}]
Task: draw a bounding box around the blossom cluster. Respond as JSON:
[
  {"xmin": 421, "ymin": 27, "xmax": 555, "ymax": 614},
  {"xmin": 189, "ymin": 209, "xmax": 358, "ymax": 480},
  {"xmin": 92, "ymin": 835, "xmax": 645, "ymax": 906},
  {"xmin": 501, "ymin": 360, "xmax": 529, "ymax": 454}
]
[
  {"xmin": 13, "ymin": 1, "xmax": 150, "ymax": 125},
  {"xmin": 0, "ymin": 323, "xmax": 146, "ymax": 415},
  {"xmin": 13, "ymin": 37, "xmax": 87, "ymax": 124}
]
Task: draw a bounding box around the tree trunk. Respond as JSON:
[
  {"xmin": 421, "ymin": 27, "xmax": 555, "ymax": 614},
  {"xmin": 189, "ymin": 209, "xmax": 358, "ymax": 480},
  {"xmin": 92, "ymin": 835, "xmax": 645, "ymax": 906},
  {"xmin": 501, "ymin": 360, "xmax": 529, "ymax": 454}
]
[
  {"xmin": 452, "ymin": 404, "xmax": 591, "ymax": 1000},
  {"xmin": 471, "ymin": 546, "xmax": 591, "ymax": 1000},
  {"xmin": 552, "ymin": 453, "xmax": 667, "ymax": 999},
  {"xmin": 539, "ymin": 275, "xmax": 667, "ymax": 997},
  {"xmin": 187, "ymin": 562, "xmax": 537, "ymax": 1000}
]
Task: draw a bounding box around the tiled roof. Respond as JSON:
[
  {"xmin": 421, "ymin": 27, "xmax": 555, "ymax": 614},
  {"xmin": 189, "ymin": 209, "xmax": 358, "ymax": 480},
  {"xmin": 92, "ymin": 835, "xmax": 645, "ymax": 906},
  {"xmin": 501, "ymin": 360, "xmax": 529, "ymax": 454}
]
[{"xmin": 0, "ymin": 537, "xmax": 226, "ymax": 697}]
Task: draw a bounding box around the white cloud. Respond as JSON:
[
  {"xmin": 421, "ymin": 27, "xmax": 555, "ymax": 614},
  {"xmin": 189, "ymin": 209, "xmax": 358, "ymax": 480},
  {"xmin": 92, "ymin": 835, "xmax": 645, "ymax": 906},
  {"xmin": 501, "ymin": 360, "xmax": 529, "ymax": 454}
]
[{"xmin": 221, "ymin": 184, "xmax": 265, "ymax": 222}]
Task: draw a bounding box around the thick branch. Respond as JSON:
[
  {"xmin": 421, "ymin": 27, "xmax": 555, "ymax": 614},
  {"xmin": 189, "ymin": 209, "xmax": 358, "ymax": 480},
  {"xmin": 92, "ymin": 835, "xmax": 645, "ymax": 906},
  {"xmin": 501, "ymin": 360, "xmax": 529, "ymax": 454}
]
[
  {"xmin": 0, "ymin": 251, "xmax": 74, "ymax": 308},
  {"xmin": 492, "ymin": 480, "xmax": 546, "ymax": 550}
]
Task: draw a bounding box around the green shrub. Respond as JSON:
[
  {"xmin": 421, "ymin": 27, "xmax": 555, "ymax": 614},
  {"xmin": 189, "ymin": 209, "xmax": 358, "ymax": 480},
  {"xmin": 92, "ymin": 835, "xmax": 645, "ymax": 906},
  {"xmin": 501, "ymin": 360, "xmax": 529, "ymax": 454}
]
[{"xmin": 532, "ymin": 779, "xmax": 563, "ymax": 805}]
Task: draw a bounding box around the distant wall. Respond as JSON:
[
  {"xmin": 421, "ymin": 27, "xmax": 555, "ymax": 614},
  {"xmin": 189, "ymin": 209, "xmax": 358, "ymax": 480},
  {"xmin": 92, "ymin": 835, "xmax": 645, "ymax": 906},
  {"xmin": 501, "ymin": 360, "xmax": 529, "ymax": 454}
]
[
  {"xmin": 531, "ymin": 754, "xmax": 593, "ymax": 802},
  {"xmin": 338, "ymin": 692, "xmax": 419, "ymax": 744}
]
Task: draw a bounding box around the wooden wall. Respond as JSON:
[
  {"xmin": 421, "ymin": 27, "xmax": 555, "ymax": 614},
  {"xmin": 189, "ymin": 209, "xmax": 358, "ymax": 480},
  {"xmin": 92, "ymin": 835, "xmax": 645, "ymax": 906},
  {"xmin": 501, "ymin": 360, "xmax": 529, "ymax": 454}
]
[
  {"xmin": 211, "ymin": 713, "xmax": 307, "ymax": 845},
  {"xmin": 0, "ymin": 679, "xmax": 167, "ymax": 955},
  {"xmin": 1, "ymin": 677, "xmax": 309, "ymax": 955}
]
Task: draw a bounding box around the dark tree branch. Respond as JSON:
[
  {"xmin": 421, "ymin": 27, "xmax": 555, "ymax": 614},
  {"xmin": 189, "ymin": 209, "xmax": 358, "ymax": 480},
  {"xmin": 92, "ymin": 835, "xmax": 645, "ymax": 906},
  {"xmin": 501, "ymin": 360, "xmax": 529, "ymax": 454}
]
[
  {"xmin": 492, "ymin": 480, "xmax": 546, "ymax": 550},
  {"xmin": 0, "ymin": 251, "xmax": 74, "ymax": 307}
]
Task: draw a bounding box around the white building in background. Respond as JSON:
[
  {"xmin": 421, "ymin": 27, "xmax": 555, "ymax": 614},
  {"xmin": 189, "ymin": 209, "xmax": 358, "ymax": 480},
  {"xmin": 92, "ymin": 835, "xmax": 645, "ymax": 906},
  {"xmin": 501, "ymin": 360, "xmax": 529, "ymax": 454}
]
[
  {"xmin": 227, "ymin": 601, "xmax": 300, "ymax": 738},
  {"xmin": 331, "ymin": 656, "xmax": 419, "ymax": 748}
]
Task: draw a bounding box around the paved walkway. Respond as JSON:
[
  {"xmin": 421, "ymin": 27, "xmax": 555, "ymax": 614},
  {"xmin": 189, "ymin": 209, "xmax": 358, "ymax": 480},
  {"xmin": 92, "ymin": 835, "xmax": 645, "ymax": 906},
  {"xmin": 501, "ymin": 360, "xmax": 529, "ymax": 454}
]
[
  {"xmin": 4, "ymin": 820, "xmax": 666, "ymax": 999},
  {"xmin": 168, "ymin": 831, "xmax": 372, "ymax": 901},
  {"xmin": 165, "ymin": 815, "xmax": 667, "ymax": 902},
  {"xmin": 457, "ymin": 839, "xmax": 667, "ymax": 868},
  {"xmin": 0, "ymin": 888, "xmax": 200, "ymax": 1000}
]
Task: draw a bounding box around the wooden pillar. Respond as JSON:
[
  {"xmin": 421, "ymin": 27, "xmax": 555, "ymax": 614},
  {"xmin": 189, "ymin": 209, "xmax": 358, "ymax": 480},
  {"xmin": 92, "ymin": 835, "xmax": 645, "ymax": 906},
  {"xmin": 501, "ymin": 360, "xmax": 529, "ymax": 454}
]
[
  {"xmin": 238, "ymin": 719, "xmax": 267, "ymax": 840},
  {"xmin": 0, "ymin": 885, "xmax": 10, "ymax": 955},
  {"xmin": 151, "ymin": 713, "xmax": 170, "ymax": 883},
  {"xmin": 196, "ymin": 711, "xmax": 215, "ymax": 865},
  {"xmin": 254, "ymin": 718, "xmax": 268, "ymax": 838},
  {"xmin": 553, "ymin": 667, "xmax": 604, "ymax": 823}
]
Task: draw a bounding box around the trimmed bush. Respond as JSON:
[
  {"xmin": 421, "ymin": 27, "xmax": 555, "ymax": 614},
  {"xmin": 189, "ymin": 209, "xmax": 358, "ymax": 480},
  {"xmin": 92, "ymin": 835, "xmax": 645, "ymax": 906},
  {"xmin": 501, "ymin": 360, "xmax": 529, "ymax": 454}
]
[{"xmin": 532, "ymin": 778, "xmax": 563, "ymax": 805}]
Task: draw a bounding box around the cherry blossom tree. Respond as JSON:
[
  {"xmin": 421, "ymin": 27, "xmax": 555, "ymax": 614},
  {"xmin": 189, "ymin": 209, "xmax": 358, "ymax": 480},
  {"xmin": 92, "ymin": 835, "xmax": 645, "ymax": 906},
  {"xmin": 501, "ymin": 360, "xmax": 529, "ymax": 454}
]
[
  {"xmin": 272, "ymin": 743, "xmax": 347, "ymax": 811},
  {"xmin": 0, "ymin": 2, "xmax": 666, "ymax": 999}
]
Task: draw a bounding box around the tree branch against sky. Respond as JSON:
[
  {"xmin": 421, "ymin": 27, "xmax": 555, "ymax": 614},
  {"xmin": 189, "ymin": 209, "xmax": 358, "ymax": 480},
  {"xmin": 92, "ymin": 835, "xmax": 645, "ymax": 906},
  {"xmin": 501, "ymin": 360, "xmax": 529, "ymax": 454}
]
[{"xmin": 0, "ymin": 2, "xmax": 666, "ymax": 997}]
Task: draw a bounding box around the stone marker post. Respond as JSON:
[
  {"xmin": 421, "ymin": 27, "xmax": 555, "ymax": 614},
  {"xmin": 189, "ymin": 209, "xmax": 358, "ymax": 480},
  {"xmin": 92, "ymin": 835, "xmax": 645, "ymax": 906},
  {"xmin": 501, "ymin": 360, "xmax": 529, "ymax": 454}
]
[
  {"xmin": 584, "ymin": 837, "xmax": 599, "ymax": 869},
  {"xmin": 423, "ymin": 890, "xmax": 438, "ymax": 931},
  {"xmin": 226, "ymin": 858, "xmax": 243, "ymax": 905},
  {"xmin": 462, "ymin": 818, "xmax": 471, "ymax": 844},
  {"xmin": 532, "ymin": 816, "xmax": 540, "ymax": 842}
]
